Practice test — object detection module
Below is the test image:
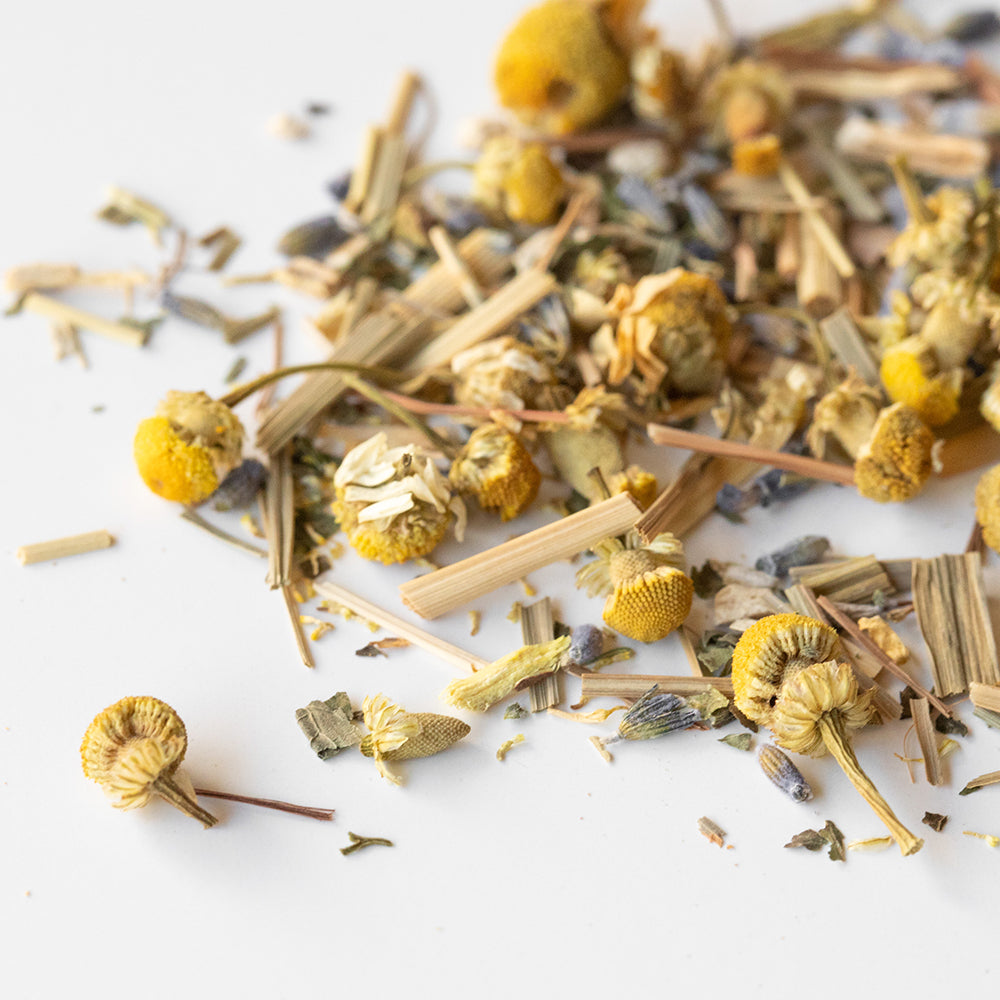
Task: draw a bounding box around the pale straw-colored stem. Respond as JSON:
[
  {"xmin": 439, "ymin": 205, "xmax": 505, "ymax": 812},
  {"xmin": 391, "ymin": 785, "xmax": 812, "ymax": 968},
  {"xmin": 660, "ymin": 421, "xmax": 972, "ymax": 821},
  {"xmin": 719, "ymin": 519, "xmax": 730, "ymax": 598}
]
[
  {"xmin": 580, "ymin": 674, "xmax": 734, "ymax": 699},
  {"xmin": 20, "ymin": 293, "xmax": 148, "ymax": 347},
  {"xmin": 399, "ymin": 493, "xmax": 641, "ymax": 619},
  {"xmin": 314, "ymin": 581, "xmax": 488, "ymax": 673},
  {"xmin": 16, "ymin": 530, "xmax": 115, "ymax": 565},
  {"xmin": 818, "ymin": 713, "xmax": 923, "ymax": 856}
]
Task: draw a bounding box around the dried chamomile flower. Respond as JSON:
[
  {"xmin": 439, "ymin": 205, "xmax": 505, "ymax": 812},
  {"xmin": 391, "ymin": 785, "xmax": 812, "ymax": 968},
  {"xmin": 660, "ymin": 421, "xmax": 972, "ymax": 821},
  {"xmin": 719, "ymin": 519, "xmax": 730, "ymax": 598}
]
[
  {"xmin": 441, "ymin": 635, "xmax": 571, "ymax": 712},
  {"xmin": 703, "ymin": 59, "xmax": 792, "ymax": 145},
  {"xmin": 853, "ymin": 402, "xmax": 936, "ymax": 504},
  {"xmin": 731, "ymin": 133, "xmax": 782, "ymax": 177},
  {"xmin": 807, "ymin": 374, "xmax": 885, "ymax": 461},
  {"xmin": 360, "ymin": 693, "xmax": 470, "ymax": 785},
  {"xmin": 608, "ymin": 269, "xmax": 732, "ymax": 395},
  {"xmin": 473, "ymin": 136, "xmax": 566, "ymax": 226},
  {"xmin": 576, "ymin": 530, "xmax": 692, "ymax": 643},
  {"xmin": 731, "ymin": 615, "xmax": 922, "ymax": 855},
  {"xmin": 879, "ymin": 335, "xmax": 965, "ymax": 427},
  {"xmin": 606, "ymin": 465, "xmax": 658, "ymax": 509},
  {"xmin": 494, "ymin": 0, "xmax": 631, "ymax": 135},
  {"xmin": 81, "ymin": 696, "xmax": 218, "ymax": 828},
  {"xmin": 887, "ymin": 185, "xmax": 976, "ymax": 270},
  {"xmin": 133, "ymin": 390, "xmax": 244, "ymax": 504},
  {"xmin": 629, "ymin": 38, "xmax": 689, "ymax": 123},
  {"xmin": 449, "ymin": 423, "xmax": 540, "ymax": 522},
  {"xmin": 452, "ymin": 336, "xmax": 555, "ymax": 414},
  {"xmin": 572, "ymin": 245, "xmax": 633, "ymax": 300},
  {"xmin": 332, "ymin": 432, "xmax": 465, "ymax": 565},
  {"xmin": 975, "ymin": 463, "xmax": 1000, "ymax": 553}
]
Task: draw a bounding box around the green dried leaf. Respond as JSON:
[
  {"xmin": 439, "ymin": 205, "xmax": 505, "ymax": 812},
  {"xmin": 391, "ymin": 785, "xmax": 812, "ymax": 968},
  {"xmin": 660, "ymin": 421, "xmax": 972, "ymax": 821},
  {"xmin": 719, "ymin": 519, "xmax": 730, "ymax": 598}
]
[
  {"xmin": 695, "ymin": 628, "xmax": 740, "ymax": 677},
  {"xmin": 785, "ymin": 820, "xmax": 845, "ymax": 861},
  {"xmin": 718, "ymin": 733, "xmax": 752, "ymax": 751},
  {"xmin": 295, "ymin": 692, "xmax": 361, "ymax": 759},
  {"xmin": 936, "ymin": 713, "xmax": 969, "ymax": 737},
  {"xmin": 504, "ymin": 702, "xmax": 529, "ymax": 720},
  {"xmin": 686, "ymin": 687, "xmax": 732, "ymax": 727}
]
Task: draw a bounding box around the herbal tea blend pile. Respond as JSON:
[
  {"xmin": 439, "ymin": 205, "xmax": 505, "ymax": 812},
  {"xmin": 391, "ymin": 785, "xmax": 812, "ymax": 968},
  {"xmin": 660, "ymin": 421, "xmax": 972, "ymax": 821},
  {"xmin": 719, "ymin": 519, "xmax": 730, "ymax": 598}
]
[{"xmin": 11, "ymin": 0, "xmax": 1000, "ymax": 856}]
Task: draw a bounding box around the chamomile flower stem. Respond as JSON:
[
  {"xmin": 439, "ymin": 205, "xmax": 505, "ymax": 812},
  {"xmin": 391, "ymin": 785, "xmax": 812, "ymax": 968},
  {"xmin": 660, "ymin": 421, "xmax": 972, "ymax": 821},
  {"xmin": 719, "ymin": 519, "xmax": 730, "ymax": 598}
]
[
  {"xmin": 219, "ymin": 362, "xmax": 407, "ymax": 408},
  {"xmin": 340, "ymin": 373, "xmax": 457, "ymax": 458},
  {"xmin": 151, "ymin": 775, "xmax": 219, "ymax": 829},
  {"xmin": 818, "ymin": 713, "xmax": 922, "ymax": 856}
]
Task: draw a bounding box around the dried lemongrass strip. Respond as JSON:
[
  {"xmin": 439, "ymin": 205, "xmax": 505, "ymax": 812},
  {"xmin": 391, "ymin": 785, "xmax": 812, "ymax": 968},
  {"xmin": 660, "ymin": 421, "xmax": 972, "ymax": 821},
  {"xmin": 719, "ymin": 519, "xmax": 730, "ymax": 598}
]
[
  {"xmin": 256, "ymin": 229, "xmax": 512, "ymax": 453},
  {"xmin": 963, "ymin": 772, "xmax": 1000, "ymax": 793},
  {"xmin": 912, "ymin": 553, "xmax": 1000, "ymax": 697},
  {"xmin": 547, "ymin": 706, "xmax": 626, "ymax": 724},
  {"xmin": 428, "ymin": 225, "xmax": 483, "ymax": 307},
  {"xmin": 521, "ymin": 598, "xmax": 561, "ymax": 712},
  {"xmin": 16, "ymin": 529, "xmax": 115, "ymax": 566},
  {"xmin": 496, "ymin": 734, "xmax": 525, "ymax": 761},
  {"xmin": 589, "ymin": 735, "xmax": 613, "ymax": 762},
  {"xmin": 580, "ymin": 674, "xmax": 734, "ymax": 700},
  {"xmin": 698, "ymin": 817, "xmax": 726, "ymax": 847},
  {"xmin": 404, "ymin": 268, "xmax": 557, "ymax": 373},
  {"xmin": 969, "ymin": 682, "xmax": 1000, "ymax": 714},
  {"xmin": 360, "ymin": 132, "xmax": 408, "ymax": 226},
  {"xmin": 646, "ymin": 423, "xmax": 855, "ymax": 486},
  {"xmin": 835, "ymin": 117, "xmax": 989, "ymax": 178},
  {"xmin": 282, "ymin": 584, "xmax": 315, "ymax": 668},
  {"xmin": 910, "ymin": 698, "xmax": 942, "ymax": 786},
  {"xmin": 263, "ymin": 445, "xmax": 295, "ymax": 589},
  {"xmin": 798, "ymin": 203, "xmax": 843, "ymax": 319},
  {"xmin": 788, "ymin": 556, "xmax": 894, "ymax": 604},
  {"xmin": 778, "ymin": 160, "xmax": 856, "ymax": 279},
  {"xmin": 344, "ymin": 125, "xmax": 382, "ymax": 213},
  {"xmin": 787, "ymin": 63, "xmax": 963, "ymax": 101},
  {"xmin": 19, "ymin": 293, "xmax": 148, "ymax": 347},
  {"xmin": 803, "ymin": 133, "xmax": 884, "ymax": 224},
  {"xmin": 815, "ymin": 595, "xmax": 952, "ymax": 717},
  {"xmin": 818, "ymin": 308, "xmax": 880, "ymax": 385},
  {"xmin": 5, "ymin": 263, "xmax": 151, "ymax": 294},
  {"xmin": 180, "ymin": 510, "xmax": 268, "ymax": 557},
  {"xmin": 198, "ymin": 226, "xmax": 241, "ymax": 271},
  {"xmin": 274, "ymin": 257, "xmax": 343, "ymax": 298},
  {"xmin": 314, "ymin": 581, "xmax": 488, "ymax": 673},
  {"xmin": 399, "ymin": 493, "xmax": 640, "ymax": 620}
]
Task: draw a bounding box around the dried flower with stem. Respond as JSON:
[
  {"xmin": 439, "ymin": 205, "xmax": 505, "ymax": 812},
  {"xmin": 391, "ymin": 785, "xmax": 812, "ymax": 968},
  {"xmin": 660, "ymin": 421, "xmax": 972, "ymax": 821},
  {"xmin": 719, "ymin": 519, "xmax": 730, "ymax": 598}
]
[
  {"xmin": 332, "ymin": 432, "xmax": 465, "ymax": 564},
  {"xmin": 703, "ymin": 59, "xmax": 793, "ymax": 146},
  {"xmin": 731, "ymin": 614, "xmax": 923, "ymax": 855},
  {"xmin": 472, "ymin": 136, "xmax": 566, "ymax": 226},
  {"xmin": 82, "ymin": 696, "xmax": 333, "ymax": 825},
  {"xmin": 575, "ymin": 529, "xmax": 692, "ymax": 643},
  {"xmin": 359, "ymin": 694, "xmax": 470, "ymax": 785}
]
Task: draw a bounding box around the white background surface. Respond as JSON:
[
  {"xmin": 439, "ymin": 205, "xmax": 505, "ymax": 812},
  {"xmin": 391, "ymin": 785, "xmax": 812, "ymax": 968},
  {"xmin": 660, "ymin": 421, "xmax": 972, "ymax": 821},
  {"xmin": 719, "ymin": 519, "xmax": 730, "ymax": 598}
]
[{"xmin": 2, "ymin": 2, "xmax": 999, "ymax": 997}]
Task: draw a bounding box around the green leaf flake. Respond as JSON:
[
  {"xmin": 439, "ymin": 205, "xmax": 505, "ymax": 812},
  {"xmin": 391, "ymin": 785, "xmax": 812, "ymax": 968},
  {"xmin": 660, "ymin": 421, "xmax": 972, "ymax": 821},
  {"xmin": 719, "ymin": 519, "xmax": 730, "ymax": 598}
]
[
  {"xmin": 718, "ymin": 733, "xmax": 752, "ymax": 751},
  {"xmin": 295, "ymin": 692, "xmax": 362, "ymax": 759}
]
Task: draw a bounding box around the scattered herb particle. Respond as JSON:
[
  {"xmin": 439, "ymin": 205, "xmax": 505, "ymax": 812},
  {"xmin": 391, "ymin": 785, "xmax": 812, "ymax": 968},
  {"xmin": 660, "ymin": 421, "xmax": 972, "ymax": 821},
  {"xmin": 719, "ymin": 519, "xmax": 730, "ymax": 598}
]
[
  {"xmin": 718, "ymin": 733, "xmax": 752, "ymax": 751},
  {"xmin": 224, "ymin": 356, "xmax": 248, "ymax": 384},
  {"xmin": 691, "ymin": 560, "xmax": 724, "ymax": 599},
  {"xmin": 698, "ymin": 816, "xmax": 726, "ymax": 847},
  {"xmin": 936, "ymin": 713, "xmax": 969, "ymax": 737},
  {"xmin": 785, "ymin": 820, "xmax": 845, "ymax": 861},
  {"xmin": 923, "ymin": 812, "xmax": 948, "ymax": 832},
  {"xmin": 295, "ymin": 692, "xmax": 361, "ymax": 759},
  {"xmin": 497, "ymin": 734, "xmax": 525, "ymax": 760},
  {"xmin": 340, "ymin": 832, "xmax": 393, "ymax": 856},
  {"xmin": 504, "ymin": 702, "xmax": 529, "ymax": 720}
]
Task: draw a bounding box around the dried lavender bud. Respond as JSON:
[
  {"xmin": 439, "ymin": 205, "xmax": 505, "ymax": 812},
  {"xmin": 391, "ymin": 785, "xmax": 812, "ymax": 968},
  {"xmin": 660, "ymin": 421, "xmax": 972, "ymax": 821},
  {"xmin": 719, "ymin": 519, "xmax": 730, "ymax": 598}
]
[
  {"xmin": 613, "ymin": 175, "xmax": 674, "ymax": 231},
  {"xmin": 942, "ymin": 9, "xmax": 1000, "ymax": 43},
  {"xmin": 277, "ymin": 216, "xmax": 350, "ymax": 258},
  {"xmin": 681, "ymin": 182, "xmax": 732, "ymax": 251},
  {"xmin": 755, "ymin": 535, "xmax": 830, "ymax": 577},
  {"xmin": 759, "ymin": 744, "xmax": 813, "ymax": 802},
  {"xmin": 610, "ymin": 687, "xmax": 701, "ymax": 742},
  {"xmin": 568, "ymin": 624, "xmax": 604, "ymax": 666},
  {"xmin": 326, "ymin": 172, "xmax": 352, "ymax": 201},
  {"xmin": 212, "ymin": 459, "xmax": 267, "ymax": 510},
  {"xmin": 161, "ymin": 290, "xmax": 228, "ymax": 331}
]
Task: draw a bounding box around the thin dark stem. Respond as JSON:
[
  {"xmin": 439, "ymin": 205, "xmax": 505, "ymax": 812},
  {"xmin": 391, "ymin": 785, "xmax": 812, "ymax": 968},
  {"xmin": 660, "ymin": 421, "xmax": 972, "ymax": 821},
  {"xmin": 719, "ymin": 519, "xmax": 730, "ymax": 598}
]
[{"xmin": 193, "ymin": 788, "xmax": 334, "ymax": 821}]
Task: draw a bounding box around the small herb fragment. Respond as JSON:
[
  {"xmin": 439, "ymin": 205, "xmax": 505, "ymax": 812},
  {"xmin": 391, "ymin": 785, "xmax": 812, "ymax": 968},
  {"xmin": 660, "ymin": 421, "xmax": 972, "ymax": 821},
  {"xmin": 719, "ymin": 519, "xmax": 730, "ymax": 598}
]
[
  {"xmin": 295, "ymin": 693, "xmax": 362, "ymax": 759},
  {"xmin": 718, "ymin": 733, "xmax": 752, "ymax": 751},
  {"xmin": 341, "ymin": 832, "xmax": 394, "ymax": 856},
  {"xmin": 923, "ymin": 812, "xmax": 949, "ymax": 833},
  {"xmin": 497, "ymin": 734, "xmax": 525, "ymax": 760},
  {"xmin": 785, "ymin": 820, "xmax": 845, "ymax": 862},
  {"xmin": 504, "ymin": 703, "xmax": 529, "ymax": 720}
]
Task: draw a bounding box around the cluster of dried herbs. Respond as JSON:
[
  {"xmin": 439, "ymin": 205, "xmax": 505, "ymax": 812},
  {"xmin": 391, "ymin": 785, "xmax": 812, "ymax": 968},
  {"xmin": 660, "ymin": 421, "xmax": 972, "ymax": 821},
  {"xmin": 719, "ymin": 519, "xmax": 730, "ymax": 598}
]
[{"xmin": 14, "ymin": 1, "xmax": 1000, "ymax": 851}]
